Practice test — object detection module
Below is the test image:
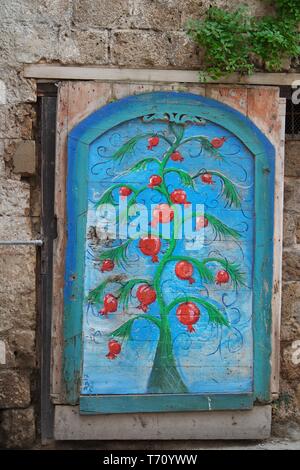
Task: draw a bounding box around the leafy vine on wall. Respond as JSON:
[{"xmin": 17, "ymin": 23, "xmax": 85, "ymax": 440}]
[{"xmin": 186, "ymin": 0, "xmax": 300, "ymax": 81}]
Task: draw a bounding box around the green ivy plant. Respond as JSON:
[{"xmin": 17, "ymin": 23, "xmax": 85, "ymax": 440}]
[{"xmin": 186, "ymin": 0, "xmax": 300, "ymax": 81}]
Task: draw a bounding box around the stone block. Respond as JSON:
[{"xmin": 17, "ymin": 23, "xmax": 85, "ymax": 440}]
[
  {"xmin": 111, "ymin": 30, "xmax": 170, "ymax": 67},
  {"xmin": 0, "ymin": 246, "xmax": 36, "ymax": 294},
  {"xmin": 285, "ymin": 140, "xmax": 300, "ymax": 178},
  {"xmin": 296, "ymin": 384, "xmax": 300, "ymax": 408},
  {"xmin": 14, "ymin": 24, "xmax": 60, "ymax": 64},
  {"xmin": 0, "ymin": 0, "xmax": 71, "ymax": 25},
  {"xmin": 181, "ymin": 0, "xmax": 274, "ymax": 27},
  {"xmin": 181, "ymin": 0, "xmax": 208, "ymax": 27},
  {"xmin": 0, "ymin": 104, "xmax": 35, "ymax": 140},
  {"xmin": 283, "ymin": 212, "xmax": 297, "ymax": 247},
  {"xmin": 282, "ymin": 343, "xmax": 300, "ymax": 382},
  {"xmin": 0, "ymin": 179, "xmax": 31, "ymax": 216},
  {"xmin": 0, "ymin": 216, "xmax": 34, "ymax": 240},
  {"xmin": 59, "ymin": 29, "xmax": 109, "ymax": 65},
  {"xmin": 12, "ymin": 140, "xmax": 36, "ymax": 175},
  {"xmin": 111, "ymin": 30, "xmax": 201, "ymax": 68},
  {"xmin": 131, "ymin": 0, "xmax": 181, "ymax": 31},
  {"xmin": 73, "ymin": 0, "xmax": 131, "ymax": 29},
  {"xmin": 0, "ymin": 369, "xmax": 30, "ymax": 409},
  {"xmin": 0, "ymin": 141, "xmax": 5, "ymax": 177},
  {"xmin": 0, "ymin": 407, "xmax": 35, "ymax": 448},
  {"xmin": 284, "ymin": 179, "xmax": 300, "ymax": 214},
  {"xmin": 282, "ymin": 250, "xmax": 300, "ymax": 282},
  {"xmin": 0, "ymin": 290, "xmax": 36, "ymax": 333},
  {"xmin": 0, "ymin": 330, "xmax": 35, "ymax": 369},
  {"xmin": 281, "ymin": 282, "xmax": 300, "ymax": 341},
  {"xmin": 0, "ymin": 22, "xmax": 59, "ymax": 67},
  {"xmin": 167, "ymin": 31, "xmax": 202, "ymax": 68},
  {"xmin": 0, "ymin": 66, "xmax": 36, "ymax": 104}
]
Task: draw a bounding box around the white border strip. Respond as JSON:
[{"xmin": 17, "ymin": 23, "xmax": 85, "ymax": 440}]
[{"xmin": 24, "ymin": 65, "xmax": 300, "ymax": 85}]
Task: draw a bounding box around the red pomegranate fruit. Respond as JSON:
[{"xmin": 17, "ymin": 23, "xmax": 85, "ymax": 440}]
[
  {"xmin": 119, "ymin": 186, "xmax": 132, "ymax": 200},
  {"xmin": 151, "ymin": 203, "xmax": 174, "ymax": 228},
  {"xmin": 176, "ymin": 302, "xmax": 200, "ymax": 333},
  {"xmin": 136, "ymin": 285, "xmax": 157, "ymax": 312},
  {"xmin": 100, "ymin": 259, "xmax": 114, "ymax": 273},
  {"xmin": 100, "ymin": 294, "xmax": 118, "ymax": 315},
  {"xmin": 106, "ymin": 339, "xmax": 121, "ymax": 360},
  {"xmin": 196, "ymin": 215, "xmax": 208, "ymax": 230},
  {"xmin": 147, "ymin": 136, "xmax": 160, "ymax": 150},
  {"xmin": 170, "ymin": 189, "xmax": 190, "ymax": 206},
  {"xmin": 215, "ymin": 270, "xmax": 230, "ymax": 285},
  {"xmin": 170, "ymin": 151, "xmax": 184, "ymax": 162},
  {"xmin": 201, "ymin": 173, "xmax": 214, "ymax": 185},
  {"xmin": 139, "ymin": 236, "xmax": 161, "ymax": 263},
  {"xmin": 211, "ymin": 137, "xmax": 226, "ymax": 149},
  {"xmin": 175, "ymin": 261, "xmax": 195, "ymax": 284},
  {"xmin": 148, "ymin": 174, "xmax": 162, "ymax": 189}
]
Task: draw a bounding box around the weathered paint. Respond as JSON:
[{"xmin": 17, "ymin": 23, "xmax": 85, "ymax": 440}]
[{"xmin": 64, "ymin": 92, "xmax": 275, "ymax": 412}]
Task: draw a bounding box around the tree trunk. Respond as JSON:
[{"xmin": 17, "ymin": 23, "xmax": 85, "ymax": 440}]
[{"xmin": 147, "ymin": 319, "xmax": 188, "ymax": 394}]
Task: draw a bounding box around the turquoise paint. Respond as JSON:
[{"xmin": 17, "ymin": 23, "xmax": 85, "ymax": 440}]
[
  {"xmin": 82, "ymin": 119, "xmax": 254, "ymax": 396},
  {"xmin": 63, "ymin": 91, "xmax": 275, "ymax": 412},
  {"xmin": 80, "ymin": 394, "xmax": 253, "ymax": 414}
]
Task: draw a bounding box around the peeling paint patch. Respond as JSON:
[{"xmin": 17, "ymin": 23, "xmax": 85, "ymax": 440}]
[
  {"xmin": 207, "ymin": 396, "xmax": 212, "ymax": 411},
  {"xmin": 0, "ymin": 80, "xmax": 6, "ymax": 105},
  {"xmin": 0, "ymin": 340, "xmax": 6, "ymax": 364}
]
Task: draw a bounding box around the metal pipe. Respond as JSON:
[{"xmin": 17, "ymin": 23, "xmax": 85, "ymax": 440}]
[{"xmin": 0, "ymin": 239, "xmax": 44, "ymax": 246}]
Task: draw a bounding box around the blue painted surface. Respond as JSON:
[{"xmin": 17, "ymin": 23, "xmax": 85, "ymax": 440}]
[
  {"xmin": 63, "ymin": 92, "xmax": 275, "ymax": 411},
  {"xmin": 82, "ymin": 119, "xmax": 254, "ymax": 395}
]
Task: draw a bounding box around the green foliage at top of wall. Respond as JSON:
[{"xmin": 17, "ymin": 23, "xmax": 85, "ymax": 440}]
[{"xmin": 186, "ymin": 0, "xmax": 300, "ymax": 81}]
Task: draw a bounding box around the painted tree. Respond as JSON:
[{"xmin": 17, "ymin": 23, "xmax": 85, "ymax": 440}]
[{"xmin": 88, "ymin": 117, "xmax": 244, "ymax": 394}]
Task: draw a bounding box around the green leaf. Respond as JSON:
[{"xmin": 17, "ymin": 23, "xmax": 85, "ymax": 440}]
[
  {"xmin": 120, "ymin": 157, "xmax": 161, "ymax": 177},
  {"xmin": 205, "ymin": 213, "xmax": 242, "ymax": 240},
  {"xmin": 165, "ymin": 168, "xmax": 195, "ymax": 188},
  {"xmin": 97, "ymin": 240, "xmax": 132, "ymax": 269},
  {"xmin": 94, "ymin": 186, "xmax": 117, "ymax": 208},
  {"xmin": 199, "ymin": 137, "xmax": 224, "ymax": 160},
  {"xmin": 109, "ymin": 133, "xmax": 160, "ymax": 162},
  {"xmin": 179, "ymin": 135, "xmax": 223, "ymax": 160},
  {"xmin": 198, "ymin": 299, "xmax": 230, "ymax": 327},
  {"xmin": 203, "ymin": 257, "xmax": 246, "ymax": 288},
  {"xmin": 109, "ymin": 135, "xmax": 144, "ymax": 162},
  {"xmin": 171, "ymin": 256, "xmax": 214, "ymax": 283},
  {"xmin": 167, "ymin": 296, "xmax": 229, "ymax": 327},
  {"xmin": 87, "ymin": 278, "xmax": 112, "ymax": 305},
  {"xmin": 116, "ymin": 278, "xmax": 152, "ymax": 310},
  {"xmin": 196, "ymin": 170, "xmax": 242, "ymax": 208},
  {"xmin": 214, "ymin": 172, "xmax": 241, "ymax": 208},
  {"xmin": 110, "ymin": 318, "xmax": 136, "ymax": 340},
  {"xmin": 193, "ymin": 260, "xmax": 214, "ymax": 283},
  {"xmin": 110, "ymin": 314, "xmax": 161, "ymax": 340}
]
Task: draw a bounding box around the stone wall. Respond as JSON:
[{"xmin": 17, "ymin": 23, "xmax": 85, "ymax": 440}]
[
  {"xmin": 0, "ymin": 0, "xmax": 299, "ymax": 448},
  {"xmin": 272, "ymin": 140, "xmax": 300, "ymax": 439}
]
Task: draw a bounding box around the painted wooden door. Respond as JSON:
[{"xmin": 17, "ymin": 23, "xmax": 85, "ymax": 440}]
[{"xmin": 64, "ymin": 92, "xmax": 275, "ymax": 414}]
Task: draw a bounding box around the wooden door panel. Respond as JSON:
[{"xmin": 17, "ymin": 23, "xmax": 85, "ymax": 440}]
[{"xmin": 62, "ymin": 91, "xmax": 275, "ymax": 412}]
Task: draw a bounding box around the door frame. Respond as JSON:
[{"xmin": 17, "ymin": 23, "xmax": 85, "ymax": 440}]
[
  {"xmin": 38, "ymin": 83, "xmax": 57, "ymax": 441},
  {"xmin": 45, "ymin": 81, "xmax": 286, "ymax": 439}
]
